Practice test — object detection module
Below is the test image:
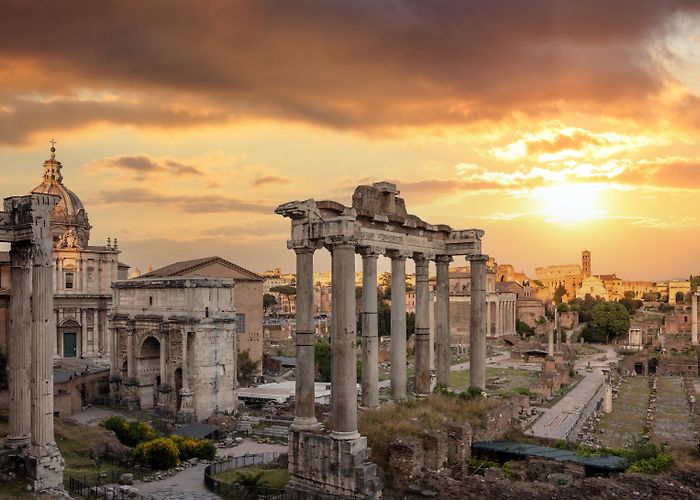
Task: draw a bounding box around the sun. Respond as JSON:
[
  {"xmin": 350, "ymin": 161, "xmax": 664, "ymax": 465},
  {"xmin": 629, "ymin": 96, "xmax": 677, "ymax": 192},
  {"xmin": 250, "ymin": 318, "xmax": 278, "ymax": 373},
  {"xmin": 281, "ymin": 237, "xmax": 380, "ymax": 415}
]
[{"xmin": 533, "ymin": 183, "xmax": 607, "ymax": 223}]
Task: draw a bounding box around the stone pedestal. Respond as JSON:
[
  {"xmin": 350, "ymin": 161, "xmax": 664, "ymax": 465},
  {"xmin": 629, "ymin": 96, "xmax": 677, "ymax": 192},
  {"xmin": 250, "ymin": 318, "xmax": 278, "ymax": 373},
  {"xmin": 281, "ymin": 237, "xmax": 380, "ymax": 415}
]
[
  {"xmin": 108, "ymin": 374, "xmax": 122, "ymax": 405},
  {"xmin": 25, "ymin": 445, "xmax": 65, "ymax": 492},
  {"xmin": 177, "ymin": 388, "xmax": 195, "ymax": 423},
  {"xmin": 156, "ymin": 385, "xmax": 173, "ymax": 415},
  {"xmin": 122, "ymin": 378, "xmax": 140, "ymax": 411},
  {"xmin": 288, "ymin": 429, "xmax": 382, "ymax": 499}
]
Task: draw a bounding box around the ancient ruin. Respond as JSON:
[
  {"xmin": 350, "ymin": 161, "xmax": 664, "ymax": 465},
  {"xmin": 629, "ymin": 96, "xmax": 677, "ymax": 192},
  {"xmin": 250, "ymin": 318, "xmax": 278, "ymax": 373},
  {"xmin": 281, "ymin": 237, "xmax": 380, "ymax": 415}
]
[
  {"xmin": 0, "ymin": 193, "xmax": 65, "ymax": 490},
  {"xmin": 108, "ymin": 277, "xmax": 237, "ymax": 421},
  {"xmin": 276, "ymin": 182, "xmax": 487, "ymax": 498}
]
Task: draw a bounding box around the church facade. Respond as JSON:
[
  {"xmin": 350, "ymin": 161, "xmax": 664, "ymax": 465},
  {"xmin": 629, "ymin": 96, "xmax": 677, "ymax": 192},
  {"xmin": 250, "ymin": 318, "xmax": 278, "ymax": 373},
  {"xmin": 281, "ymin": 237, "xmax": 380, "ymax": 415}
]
[{"xmin": 0, "ymin": 148, "xmax": 128, "ymax": 360}]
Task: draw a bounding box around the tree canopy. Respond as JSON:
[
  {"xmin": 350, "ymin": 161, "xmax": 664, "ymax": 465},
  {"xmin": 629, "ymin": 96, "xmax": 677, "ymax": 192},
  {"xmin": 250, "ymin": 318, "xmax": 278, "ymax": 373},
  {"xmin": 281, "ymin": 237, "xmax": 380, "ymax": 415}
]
[{"xmin": 582, "ymin": 301, "xmax": 630, "ymax": 343}]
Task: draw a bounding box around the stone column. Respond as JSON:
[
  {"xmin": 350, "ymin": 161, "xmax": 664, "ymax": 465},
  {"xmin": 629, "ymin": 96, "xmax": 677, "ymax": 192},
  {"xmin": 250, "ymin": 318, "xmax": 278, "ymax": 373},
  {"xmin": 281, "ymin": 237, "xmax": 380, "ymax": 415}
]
[
  {"xmin": 6, "ymin": 242, "xmax": 32, "ymax": 449},
  {"xmin": 469, "ymin": 254, "xmax": 488, "ymax": 390},
  {"xmin": 30, "ymin": 238, "xmax": 57, "ymax": 452},
  {"xmin": 291, "ymin": 246, "xmax": 320, "ymax": 430},
  {"xmin": 547, "ymin": 323, "xmax": 554, "ymax": 357},
  {"xmin": 360, "ymin": 248, "xmax": 380, "ymax": 409},
  {"xmin": 80, "ymin": 309, "xmax": 87, "ymax": 357},
  {"xmin": 93, "ymin": 309, "xmax": 99, "ymax": 354},
  {"xmin": 178, "ymin": 329, "xmax": 195, "ymax": 422},
  {"xmin": 330, "ymin": 238, "xmax": 359, "ymax": 440},
  {"xmin": 108, "ymin": 319, "xmax": 122, "ymax": 401},
  {"xmin": 159, "ymin": 334, "xmax": 167, "ymax": 385},
  {"xmin": 126, "ymin": 322, "xmax": 135, "ymax": 379},
  {"xmin": 602, "ymin": 370, "xmax": 613, "ymax": 413},
  {"xmin": 486, "ymin": 299, "xmax": 491, "ymax": 337},
  {"xmin": 390, "ymin": 252, "xmax": 408, "ymax": 401},
  {"xmin": 435, "ymin": 255, "xmax": 452, "ymax": 387},
  {"xmin": 413, "ymin": 254, "xmax": 431, "ymax": 396},
  {"xmin": 494, "ymin": 300, "xmax": 500, "ymax": 336},
  {"xmin": 692, "ymin": 291, "xmax": 698, "ymax": 346}
]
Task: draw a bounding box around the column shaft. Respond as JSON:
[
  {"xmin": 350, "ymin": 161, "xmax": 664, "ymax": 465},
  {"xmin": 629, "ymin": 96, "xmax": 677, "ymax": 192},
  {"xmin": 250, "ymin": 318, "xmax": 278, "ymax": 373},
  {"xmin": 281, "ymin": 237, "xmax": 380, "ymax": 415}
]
[
  {"xmin": 81, "ymin": 309, "xmax": 87, "ymax": 357},
  {"xmin": 126, "ymin": 324, "xmax": 135, "ymax": 379},
  {"xmin": 292, "ymin": 248, "xmax": 319, "ymax": 430},
  {"xmin": 486, "ymin": 299, "xmax": 491, "ymax": 337},
  {"xmin": 181, "ymin": 331, "xmax": 189, "ymax": 390},
  {"xmin": 469, "ymin": 255, "xmax": 488, "ymax": 390},
  {"xmin": 7, "ymin": 242, "xmax": 32, "ymax": 448},
  {"xmin": 360, "ymin": 251, "xmax": 379, "ymax": 408},
  {"xmin": 159, "ymin": 334, "xmax": 167, "ymax": 386},
  {"xmin": 692, "ymin": 292, "xmax": 698, "ymax": 346},
  {"xmin": 390, "ymin": 255, "xmax": 407, "ymax": 401},
  {"xmin": 414, "ymin": 256, "xmax": 431, "ymax": 395},
  {"xmin": 435, "ymin": 256, "xmax": 451, "ymax": 387},
  {"xmin": 330, "ymin": 242, "xmax": 359, "ymax": 439},
  {"xmin": 31, "ymin": 240, "xmax": 56, "ymax": 451}
]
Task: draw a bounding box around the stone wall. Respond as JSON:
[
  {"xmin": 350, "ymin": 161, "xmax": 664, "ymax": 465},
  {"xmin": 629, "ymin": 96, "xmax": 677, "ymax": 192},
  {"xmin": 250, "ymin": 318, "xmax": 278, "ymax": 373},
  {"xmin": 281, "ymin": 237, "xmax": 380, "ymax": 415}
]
[
  {"xmin": 474, "ymin": 395, "xmax": 530, "ymax": 441},
  {"xmin": 288, "ymin": 429, "xmax": 382, "ymax": 499},
  {"xmin": 235, "ymin": 280, "xmax": 264, "ymax": 372}
]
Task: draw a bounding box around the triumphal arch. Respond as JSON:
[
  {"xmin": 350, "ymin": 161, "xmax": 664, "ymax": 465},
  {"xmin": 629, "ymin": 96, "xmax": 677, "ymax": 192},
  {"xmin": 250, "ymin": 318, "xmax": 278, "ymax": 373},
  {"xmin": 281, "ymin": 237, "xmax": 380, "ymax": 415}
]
[
  {"xmin": 0, "ymin": 193, "xmax": 65, "ymax": 490},
  {"xmin": 276, "ymin": 182, "xmax": 488, "ymax": 498}
]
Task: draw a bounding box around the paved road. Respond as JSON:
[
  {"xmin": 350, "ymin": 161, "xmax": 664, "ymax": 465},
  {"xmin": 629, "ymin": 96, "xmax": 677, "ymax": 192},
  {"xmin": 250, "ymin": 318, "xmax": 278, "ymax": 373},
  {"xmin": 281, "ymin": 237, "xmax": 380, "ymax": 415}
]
[
  {"xmin": 527, "ymin": 345, "xmax": 617, "ymax": 440},
  {"xmin": 132, "ymin": 439, "xmax": 287, "ymax": 500}
]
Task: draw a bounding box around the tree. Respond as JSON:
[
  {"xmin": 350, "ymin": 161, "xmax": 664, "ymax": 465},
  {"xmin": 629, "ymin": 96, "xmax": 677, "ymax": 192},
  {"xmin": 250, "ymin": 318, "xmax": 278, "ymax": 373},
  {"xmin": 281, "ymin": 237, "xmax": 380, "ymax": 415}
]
[
  {"xmin": 557, "ymin": 303, "xmax": 570, "ymax": 313},
  {"xmin": 690, "ymin": 275, "xmax": 700, "ymax": 294},
  {"xmin": 237, "ymin": 350, "xmax": 259, "ymax": 383},
  {"xmin": 583, "ymin": 301, "xmax": 630, "ymax": 343},
  {"xmin": 270, "ymin": 285, "xmax": 296, "ymax": 314},
  {"xmin": 406, "ymin": 312, "xmax": 416, "ymax": 339},
  {"xmin": 553, "ymin": 285, "xmax": 567, "ymax": 305},
  {"xmin": 263, "ymin": 293, "xmax": 277, "ymax": 314},
  {"xmin": 618, "ymin": 297, "xmax": 643, "ymax": 314},
  {"xmin": 516, "ymin": 319, "xmax": 534, "ymax": 338},
  {"xmin": 315, "ymin": 340, "xmax": 332, "ymax": 382}
]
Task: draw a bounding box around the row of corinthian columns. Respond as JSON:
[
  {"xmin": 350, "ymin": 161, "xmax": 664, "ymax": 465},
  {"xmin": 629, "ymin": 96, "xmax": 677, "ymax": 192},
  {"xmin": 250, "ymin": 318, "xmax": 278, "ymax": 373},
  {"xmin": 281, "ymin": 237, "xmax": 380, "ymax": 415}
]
[{"xmin": 290, "ymin": 237, "xmax": 489, "ymax": 439}]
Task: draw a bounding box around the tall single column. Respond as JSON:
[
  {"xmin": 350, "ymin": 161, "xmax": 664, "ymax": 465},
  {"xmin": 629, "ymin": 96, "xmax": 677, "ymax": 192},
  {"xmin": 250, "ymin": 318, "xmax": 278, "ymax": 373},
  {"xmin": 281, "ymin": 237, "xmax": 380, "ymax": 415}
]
[
  {"xmin": 159, "ymin": 334, "xmax": 167, "ymax": 385},
  {"xmin": 330, "ymin": 239, "xmax": 359, "ymax": 440},
  {"xmin": 494, "ymin": 300, "xmax": 501, "ymax": 336},
  {"xmin": 486, "ymin": 299, "xmax": 491, "ymax": 337},
  {"xmin": 178, "ymin": 329, "xmax": 195, "ymax": 421},
  {"xmin": 469, "ymin": 254, "xmax": 488, "ymax": 390},
  {"xmin": 547, "ymin": 322, "xmax": 554, "ymax": 357},
  {"xmin": 126, "ymin": 322, "xmax": 135, "ymax": 379},
  {"xmin": 80, "ymin": 309, "xmax": 87, "ymax": 357},
  {"xmin": 30, "ymin": 238, "xmax": 57, "ymax": 452},
  {"xmin": 291, "ymin": 246, "xmax": 320, "ymax": 430},
  {"xmin": 360, "ymin": 248, "xmax": 380, "ymax": 408},
  {"xmin": 414, "ymin": 254, "xmax": 431, "ymax": 396},
  {"xmin": 390, "ymin": 253, "xmax": 407, "ymax": 401},
  {"xmin": 6, "ymin": 242, "xmax": 32, "ymax": 449},
  {"xmin": 692, "ymin": 291, "xmax": 698, "ymax": 346},
  {"xmin": 435, "ymin": 256, "xmax": 452, "ymax": 387}
]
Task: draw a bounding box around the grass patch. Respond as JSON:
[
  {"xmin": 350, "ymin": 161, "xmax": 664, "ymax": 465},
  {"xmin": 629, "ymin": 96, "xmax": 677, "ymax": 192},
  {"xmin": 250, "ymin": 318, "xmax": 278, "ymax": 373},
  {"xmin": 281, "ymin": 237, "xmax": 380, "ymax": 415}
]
[
  {"xmin": 358, "ymin": 394, "xmax": 501, "ymax": 475},
  {"xmin": 451, "ymin": 367, "xmax": 539, "ymax": 396},
  {"xmin": 214, "ymin": 466, "xmax": 290, "ymax": 489},
  {"xmin": 0, "ymin": 480, "xmax": 35, "ymax": 499}
]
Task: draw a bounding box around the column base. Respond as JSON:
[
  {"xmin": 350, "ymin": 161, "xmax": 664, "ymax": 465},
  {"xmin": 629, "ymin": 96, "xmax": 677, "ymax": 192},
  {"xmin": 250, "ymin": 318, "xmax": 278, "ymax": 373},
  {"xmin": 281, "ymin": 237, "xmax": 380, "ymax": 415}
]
[
  {"xmin": 177, "ymin": 388, "xmax": 195, "ymax": 422},
  {"xmin": 5, "ymin": 434, "xmax": 31, "ymax": 450},
  {"xmin": 329, "ymin": 430, "xmax": 361, "ymax": 441},
  {"xmin": 25, "ymin": 443, "xmax": 65, "ymax": 492},
  {"xmin": 291, "ymin": 417, "xmax": 323, "ymax": 431}
]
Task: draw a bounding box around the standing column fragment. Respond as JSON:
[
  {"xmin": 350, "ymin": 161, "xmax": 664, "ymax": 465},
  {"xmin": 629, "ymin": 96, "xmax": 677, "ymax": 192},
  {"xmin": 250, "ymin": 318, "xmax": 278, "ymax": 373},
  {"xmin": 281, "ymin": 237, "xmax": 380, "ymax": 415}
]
[
  {"xmin": 6, "ymin": 242, "xmax": 32, "ymax": 448},
  {"xmin": 330, "ymin": 239, "xmax": 360, "ymax": 440},
  {"xmin": 360, "ymin": 248, "xmax": 380, "ymax": 408},
  {"xmin": 390, "ymin": 253, "xmax": 407, "ymax": 401},
  {"xmin": 414, "ymin": 254, "xmax": 431, "ymax": 396},
  {"xmin": 435, "ymin": 256, "xmax": 452, "ymax": 387},
  {"xmin": 469, "ymin": 254, "xmax": 488, "ymax": 391},
  {"xmin": 291, "ymin": 246, "xmax": 321, "ymax": 430},
  {"xmin": 692, "ymin": 290, "xmax": 698, "ymax": 346}
]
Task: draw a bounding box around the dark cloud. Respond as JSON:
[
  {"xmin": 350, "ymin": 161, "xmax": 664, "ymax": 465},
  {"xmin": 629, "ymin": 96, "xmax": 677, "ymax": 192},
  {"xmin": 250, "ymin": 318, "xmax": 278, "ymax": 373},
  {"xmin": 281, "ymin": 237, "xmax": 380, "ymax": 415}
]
[
  {"xmin": 94, "ymin": 187, "xmax": 273, "ymax": 214},
  {"xmin": 252, "ymin": 176, "xmax": 291, "ymax": 187},
  {"xmin": 89, "ymin": 155, "xmax": 203, "ymax": 176},
  {"xmin": 0, "ymin": 0, "xmax": 698, "ymax": 141}
]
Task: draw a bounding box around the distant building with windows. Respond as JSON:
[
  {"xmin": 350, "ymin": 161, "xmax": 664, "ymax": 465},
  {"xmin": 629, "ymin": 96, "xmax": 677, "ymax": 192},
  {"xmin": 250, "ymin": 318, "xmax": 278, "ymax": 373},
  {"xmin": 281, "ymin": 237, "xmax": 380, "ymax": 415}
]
[{"xmin": 140, "ymin": 256, "xmax": 263, "ymax": 372}]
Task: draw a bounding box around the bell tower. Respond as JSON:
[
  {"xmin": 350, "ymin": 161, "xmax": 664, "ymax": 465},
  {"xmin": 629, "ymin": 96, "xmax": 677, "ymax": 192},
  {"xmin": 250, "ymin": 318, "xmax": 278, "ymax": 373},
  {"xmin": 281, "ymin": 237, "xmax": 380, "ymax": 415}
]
[{"xmin": 582, "ymin": 250, "xmax": 591, "ymax": 278}]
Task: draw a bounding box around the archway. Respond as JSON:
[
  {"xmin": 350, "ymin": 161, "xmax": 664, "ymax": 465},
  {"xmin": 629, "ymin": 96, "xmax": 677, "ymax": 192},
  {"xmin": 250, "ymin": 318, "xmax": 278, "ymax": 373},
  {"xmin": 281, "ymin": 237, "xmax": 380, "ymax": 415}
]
[{"xmin": 138, "ymin": 336, "xmax": 161, "ymax": 409}]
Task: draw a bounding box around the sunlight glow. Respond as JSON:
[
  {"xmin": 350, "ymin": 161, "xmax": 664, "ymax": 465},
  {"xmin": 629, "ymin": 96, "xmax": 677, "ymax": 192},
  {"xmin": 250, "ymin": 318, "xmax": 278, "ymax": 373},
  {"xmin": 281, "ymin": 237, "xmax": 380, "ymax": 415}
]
[{"xmin": 533, "ymin": 183, "xmax": 607, "ymax": 223}]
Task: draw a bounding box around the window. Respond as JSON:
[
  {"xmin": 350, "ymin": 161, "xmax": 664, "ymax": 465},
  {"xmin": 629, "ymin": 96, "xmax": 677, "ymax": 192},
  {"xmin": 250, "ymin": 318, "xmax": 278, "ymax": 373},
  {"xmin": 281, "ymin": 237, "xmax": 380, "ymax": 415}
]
[
  {"xmin": 65, "ymin": 272, "xmax": 74, "ymax": 289},
  {"xmin": 236, "ymin": 313, "xmax": 246, "ymax": 333}
]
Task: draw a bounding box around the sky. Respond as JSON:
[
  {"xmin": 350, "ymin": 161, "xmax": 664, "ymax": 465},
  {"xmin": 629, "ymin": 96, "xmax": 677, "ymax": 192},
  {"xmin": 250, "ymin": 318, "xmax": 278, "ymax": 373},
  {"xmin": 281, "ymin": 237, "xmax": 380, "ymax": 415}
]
[{"xmin": 0, "ymin": 0, "xmax": 699, "ymax": 281}]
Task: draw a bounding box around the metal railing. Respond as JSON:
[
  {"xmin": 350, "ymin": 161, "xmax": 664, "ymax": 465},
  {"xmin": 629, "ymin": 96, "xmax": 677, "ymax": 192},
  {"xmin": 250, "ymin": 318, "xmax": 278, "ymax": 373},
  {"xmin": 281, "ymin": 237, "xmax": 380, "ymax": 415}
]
[
  {"xmin": 204, "ymin": 452, "xmax": 357, "ymax": 499},
  {"xmin": 66, "ymin": 474, "xmax": 152, "ymax": 499}
]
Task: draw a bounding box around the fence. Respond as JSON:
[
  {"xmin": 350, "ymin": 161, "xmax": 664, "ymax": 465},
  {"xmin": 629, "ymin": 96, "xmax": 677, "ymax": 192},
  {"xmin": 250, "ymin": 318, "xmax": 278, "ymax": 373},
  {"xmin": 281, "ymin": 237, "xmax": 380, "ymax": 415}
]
[
  {"xmin": 66, "ymin": 474, "xmax": 151, "ymax": 500},
  {"xmin": 204, "ymin": 452, "xmax": 357, "ymax": 500}
]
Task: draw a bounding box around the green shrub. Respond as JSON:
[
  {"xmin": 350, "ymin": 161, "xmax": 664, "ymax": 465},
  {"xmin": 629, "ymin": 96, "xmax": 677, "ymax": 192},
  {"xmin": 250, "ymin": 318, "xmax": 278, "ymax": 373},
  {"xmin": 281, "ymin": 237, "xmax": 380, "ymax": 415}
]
[
  {"xmin": 102, "ymin": 416, "xmax": 158, "ymax": 447},
  {"xmin": 458, "ymin": 387, "xmax": 484, "ymax": 400},
  {"xmin": 133, "ymin": 438, "xmax": 179, "ymax": 469},
  {"xmin": 170, "ymin": 435, "xmax": 217, "ymax": 461},
  {"xmin": 627, "ymin": 453, "xmax": 673, "ymax": 473}
]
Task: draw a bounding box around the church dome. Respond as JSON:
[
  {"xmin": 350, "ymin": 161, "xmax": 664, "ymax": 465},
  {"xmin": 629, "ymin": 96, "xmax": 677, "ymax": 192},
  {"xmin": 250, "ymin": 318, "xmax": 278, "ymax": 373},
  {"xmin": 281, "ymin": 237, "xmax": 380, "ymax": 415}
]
[{"xmin": 30, "ymin": 145, "xmax": 92, "ymax": 248}]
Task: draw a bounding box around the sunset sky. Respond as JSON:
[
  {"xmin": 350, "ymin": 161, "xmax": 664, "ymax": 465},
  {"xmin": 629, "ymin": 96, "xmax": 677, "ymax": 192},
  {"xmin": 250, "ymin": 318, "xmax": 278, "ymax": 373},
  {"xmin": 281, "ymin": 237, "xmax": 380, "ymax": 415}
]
[{"xmin": 1, "ymin": 1, "xmax": 699, "ymax": 280}]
